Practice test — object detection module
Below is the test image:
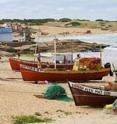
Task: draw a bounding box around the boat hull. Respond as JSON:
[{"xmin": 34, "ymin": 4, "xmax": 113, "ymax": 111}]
[
  {"xmin": 9, "ymin": 58, "xmax": 73, "ymax": 71},
  {"xmin": 9, "ymin": 58, "xmax": 37, "ymax": 71},
  {"xmin": 20, "ymin": 66, "xmax": 110, "ymax": 81},
  {"xmin": 68, "ymin": 82, "xmax": 117, "ymax": 107},
  {"xmin": 74, "ymin": 95, "xmax": 116, "ymax": 106}
]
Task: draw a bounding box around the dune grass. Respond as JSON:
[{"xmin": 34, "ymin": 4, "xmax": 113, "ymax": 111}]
[{"xmin": 13, "ymin": 114, "xmax": 53, "ymax": 124}]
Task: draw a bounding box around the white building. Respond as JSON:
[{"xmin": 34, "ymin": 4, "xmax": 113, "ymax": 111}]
[{"xmin": 103, "ymin": 46, "xmax": 117, "ymax": 69}]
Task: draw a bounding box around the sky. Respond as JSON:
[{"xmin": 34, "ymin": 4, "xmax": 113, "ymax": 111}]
[{"xmin": 0, "ymin": 0, "xmax": 117, "ymax": 20}]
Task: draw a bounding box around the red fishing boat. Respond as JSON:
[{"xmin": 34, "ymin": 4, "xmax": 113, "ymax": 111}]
[
  {"xmin": 9, "ymin": 57, "xmax": 37, "ymax": 71},
  {"xmin": 68, "ymin": 81, "xmax": 117, "ymax": 107},
  {"xmin": 20, "ymin": 64, "xmax": 110, "ymax": 82},
  {"xmin": 9, "ymin": 57, "xmax": 73, "ymax": 71}
]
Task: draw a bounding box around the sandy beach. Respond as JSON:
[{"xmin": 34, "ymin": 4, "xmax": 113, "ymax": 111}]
[
  {"xmin": 0, "ymin": 56, "xmax": 117, "ymax": 124},
  {"xmin": 0, "ymin": 0, "xmax": 117, "ymax": 123},
  {"xmin": 32, "ymin": 25, "xmax": 113, "ymax": 36}
]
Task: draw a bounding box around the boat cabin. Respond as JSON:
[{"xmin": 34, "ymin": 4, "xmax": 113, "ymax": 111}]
[{"xmin": 38, "ymin": 52, "xmax": 73, "ymax": 64}]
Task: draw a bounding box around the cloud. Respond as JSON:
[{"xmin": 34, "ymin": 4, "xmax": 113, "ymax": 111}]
[{"xmin": 0, "ymin": 0, "xmax": 116, "ymax": 20}]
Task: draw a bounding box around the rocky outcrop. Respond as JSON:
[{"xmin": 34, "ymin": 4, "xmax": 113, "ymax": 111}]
[
  {"xmin": 0, "ymin": 40, "xmax": 109, "ymax": 56},
  {"xmin": 36, "ymin": 39, "xmax": 109, "ymax": 52}
]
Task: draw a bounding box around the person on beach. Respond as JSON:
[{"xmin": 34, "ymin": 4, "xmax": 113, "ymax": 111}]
[
  {"xmin": 16, "ymin": 50, "xmax": 21, "ymax": 59},
  {"xmin": 74, "ymin": 54, "xmax": 80, "ymax": 61},
  {"xmin": 73, "ymin": 54, "xmax": 81, "ymax": 71}
]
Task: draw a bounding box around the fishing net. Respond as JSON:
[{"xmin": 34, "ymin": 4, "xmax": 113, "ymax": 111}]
[{"xmin": 43, "ymin": 84, "xmax": 73, "ymax": 102}]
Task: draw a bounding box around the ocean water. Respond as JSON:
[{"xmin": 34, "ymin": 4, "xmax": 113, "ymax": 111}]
[
  {"xmin": 35, "ymin": 33, "xmax": 117, "ymax": 45},
  {"xmin": 71, "ymin": 33, "xmax": 117, "ymax": 45},
  {"xmin": 0, "ymin": 33, "xmax": 13, "ymax": 42}
]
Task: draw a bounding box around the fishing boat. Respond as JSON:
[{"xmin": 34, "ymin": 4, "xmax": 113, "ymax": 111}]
[
  {"xmin": 68, "ymin": 81, "xmax": 117, "ymax": 107},
  {"xmin": 20, "ymin": 63, "xmax": 110, "ymax": 81},
  {"xmin": 9, "ymin": 57, "xmax": 73, "ymax": 71},
  {"xmin": 9, "ymin": 57, "xmax": 37, "ymax": 71},
  {"xmin": 20, "ymin": 56, "xmax": 111, "ymax": 82}
]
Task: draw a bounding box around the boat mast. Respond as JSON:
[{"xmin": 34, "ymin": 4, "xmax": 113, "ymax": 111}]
[
  {"xmin": 23, "ymin": 31, "xmax": 26, "ymax": 42},
  {"xmin": 100, "ymin": 45, "xmax": 102, "ymax": 66},
  {"xmin": 34, "ymin": 27, "xmax": 42, "ymax": 62},
  {"xmin": 34, "ymin": 44, "xmax": 38, "ymax": 62},
  {"xmin": 54, "ymin": 37, "xmax": 58, "ymax": 69},
  {"xmin": 71, "ymin": 40, "xmax": 73, "ymax": 63}
]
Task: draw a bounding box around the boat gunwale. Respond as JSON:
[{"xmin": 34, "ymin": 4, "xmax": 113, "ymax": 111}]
[
  {"xmin": 20, "ymin": 65, "xmax": 110, "ymax": 74},
  {"xmin": 69, "ymin": 81, "xmax": 117, "ymax": 97}
]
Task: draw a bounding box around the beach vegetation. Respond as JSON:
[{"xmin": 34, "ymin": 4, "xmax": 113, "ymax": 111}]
[
  {"xmin": 34, "ymin": 112, "xmax": 42, "ymax": 116},
  {"xmin": 13, "ymin": 115, "xmax": 53, "ymax": 124},
  {"xmin": 99, "ymin": 22, "xmax": 106, "ymax": 26},
  {"xmin": 101, "ymin": 27, "xmax": 109, "ymax": 30},
  {"xmin": 58, "ymin": 18, "xmax": 72, "ymax": 22},
  {"xmin": 44, "ymin": 111, "xmax": 50, "ymax": 114},
  {"xmin": 1, "ymin": 18, "xmax": 56, "ymax": 25},
  {"xmin": 56, "ymin": 109, "xmax": 64, "ymax": 112},
  {"xmin": 0, "ymin": 18, "xmax": 116, "ymax": 31},
  {"xmin": 96, "ymin": 19, "xmax": 104, "ymax": 21},
  {"xmin": 65, "ymin": 21, "xmax": 81, "ymax": 27},
  {"xmin": 108, "ymin": 24, "xmax": 112, "ymax": 27},
  {"xmin": 64, "ymin": 111, "xmax": 72, "ymax": 116},
  {"xmin": 56, "ymin": 109, "xmax": 72, "ymax": 116},
  {"xmin": 76, "ymin": 19, "xmax": 90, "ymax": 21}
]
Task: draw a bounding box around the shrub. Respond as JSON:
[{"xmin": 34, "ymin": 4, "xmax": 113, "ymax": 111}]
[
  {"xmin": 96, "ymin": 19, "xmax": 104, "ymax": 21},
  {"xmin": 59, "ymin": 18, "xmax": 72, "ymax": 22},
  {"xmin": 66, "ymin": 21, "xmax": 81, "ymax": 27}
]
